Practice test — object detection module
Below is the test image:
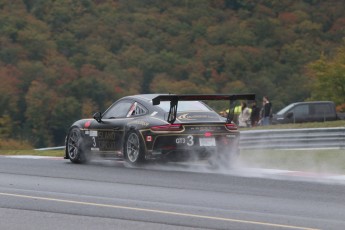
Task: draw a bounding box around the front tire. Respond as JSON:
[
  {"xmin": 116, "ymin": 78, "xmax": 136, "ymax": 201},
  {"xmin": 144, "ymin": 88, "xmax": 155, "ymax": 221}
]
[
  {"xmin": 66, "ymin": 127, "xmax": 89, "ymax": 164},
  {"xmin": 124, "ymin": 131, "xmax": 145, "ymax": 165}
]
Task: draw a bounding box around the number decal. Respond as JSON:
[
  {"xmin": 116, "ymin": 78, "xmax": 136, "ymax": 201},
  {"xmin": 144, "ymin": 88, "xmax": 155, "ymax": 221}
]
[
  {"xmin": 187, "ymin": 135, "xmax": 194, "ymax": 146},
  {"xmin": 92, "ymin": 137, "xmax": 96, "ymax": 147},
  {"xmin": 176, "ymin": 138, "xmax": 185, "ymax": 144}
]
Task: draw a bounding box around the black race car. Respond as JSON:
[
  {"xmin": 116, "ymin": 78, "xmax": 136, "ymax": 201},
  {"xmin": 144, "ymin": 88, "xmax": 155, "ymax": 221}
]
[{"xmin": 65, "ymin": 94, "xmax": 255, "ymax": 167}]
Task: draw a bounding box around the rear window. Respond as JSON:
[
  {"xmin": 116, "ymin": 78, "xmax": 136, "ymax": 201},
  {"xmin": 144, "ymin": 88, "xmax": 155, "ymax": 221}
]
[{"xmin": 157, "ymin": 101, "xmax": 212, "ymax": 112}]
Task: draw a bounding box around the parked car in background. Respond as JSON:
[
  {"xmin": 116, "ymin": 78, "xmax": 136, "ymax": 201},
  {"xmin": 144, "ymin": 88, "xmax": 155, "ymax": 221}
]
[{"xmin": 272, "ymin": 101, "xmax": 342, "ymax": 124}]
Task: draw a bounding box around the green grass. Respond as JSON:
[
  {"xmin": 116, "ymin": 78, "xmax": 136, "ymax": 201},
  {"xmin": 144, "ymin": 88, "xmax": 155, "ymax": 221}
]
[
  {"xmin": 239, "ymin": 148, "xmax": 345, "ymax": 174},
  {"xmin": 0, "ymin": 149, "xmax": 65, "ymax": 157},
  {"xmin": 241, "ymin": 119, "xmax": 345, "ymax": 130},
  {"xmin": 238, "ymin": 120, "xmax": 345, "ymax": 174},
  {"xmin": 0, "ymin": 138, "xmax": 64, "ymax": 157}
]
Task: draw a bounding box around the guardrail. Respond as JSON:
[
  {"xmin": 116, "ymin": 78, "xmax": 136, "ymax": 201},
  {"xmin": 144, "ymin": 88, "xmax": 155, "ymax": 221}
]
[
  {"xmin": 35, "ymin": 146, "xmax": 65, "ymax": 151},
  {"xmin": 36, "ymin": 127, "xmax": 345, "ymax": 151},
  {"xmin": 240, "ymin": 127, "xmax": 345, "ymax": 149}
]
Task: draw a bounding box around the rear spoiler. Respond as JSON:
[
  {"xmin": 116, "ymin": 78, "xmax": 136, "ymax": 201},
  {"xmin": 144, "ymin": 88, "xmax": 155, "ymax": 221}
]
[{"xmin": 152, "ymin": 94, "xmax": 255, "ymax": 124}]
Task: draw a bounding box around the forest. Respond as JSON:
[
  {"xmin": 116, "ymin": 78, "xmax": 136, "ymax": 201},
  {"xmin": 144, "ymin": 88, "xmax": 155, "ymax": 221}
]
[{"xmin": 0, "ymin": 0, "xmax": 345, "ymax": 147}]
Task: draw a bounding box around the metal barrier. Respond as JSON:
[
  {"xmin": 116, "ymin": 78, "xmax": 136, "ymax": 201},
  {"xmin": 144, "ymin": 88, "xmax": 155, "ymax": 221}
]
[
  {"xmin": 240, "ymin": 127, "xmax": 345, "ymax": 149},
  {"xmin": 36, "ymin": 127, "xmax": 345, "ymax": 150},
  {"xmin": 35, "ymin": 146, "xmax": 64, "ymax": 151}
]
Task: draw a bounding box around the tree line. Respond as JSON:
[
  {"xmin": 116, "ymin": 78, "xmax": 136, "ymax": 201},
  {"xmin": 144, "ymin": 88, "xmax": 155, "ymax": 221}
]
[{"xmin": 0, "ymin": 0, "xmax": 344, "ymax": 147}]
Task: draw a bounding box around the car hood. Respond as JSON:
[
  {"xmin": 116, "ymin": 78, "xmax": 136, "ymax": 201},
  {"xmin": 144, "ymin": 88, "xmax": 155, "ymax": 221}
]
[{"xmin": 271, "ymin": 114, "xmax": 285, "ymax": 124}]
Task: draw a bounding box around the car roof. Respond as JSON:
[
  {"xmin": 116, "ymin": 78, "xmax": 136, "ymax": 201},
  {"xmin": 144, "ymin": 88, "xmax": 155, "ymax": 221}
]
[
  {"xmin": 123, "ymin": 94, "xmax": 165, "ymax": 101},
  {"xmin": 291, "ymin": 101, "xmax": 334, "ymax": 105},
  {"xmin": 120, "ymin": 94, "xmax": 167, "ymax": 112}
]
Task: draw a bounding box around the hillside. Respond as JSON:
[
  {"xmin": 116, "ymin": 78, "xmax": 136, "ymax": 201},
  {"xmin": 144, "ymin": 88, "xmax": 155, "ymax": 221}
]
[{"xmin": 0, "ymin": 0, "xmax": 345, "ymax": 147}]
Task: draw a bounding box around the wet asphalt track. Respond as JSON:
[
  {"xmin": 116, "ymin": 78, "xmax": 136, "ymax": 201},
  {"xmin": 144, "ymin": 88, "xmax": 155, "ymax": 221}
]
[{"xmin": 0, "ymin": 156, "xmax": 345, "ymax": 230}]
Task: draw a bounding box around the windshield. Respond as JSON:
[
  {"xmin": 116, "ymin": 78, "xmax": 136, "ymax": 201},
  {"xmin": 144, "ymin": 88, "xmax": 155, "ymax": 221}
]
[
  {"xmin": 157, "ymin": 101, "xmax": 212, "ymax": 112},
  {"xmin": 277, "ymin": 103, "xmax": 296, "ymax": 115}
]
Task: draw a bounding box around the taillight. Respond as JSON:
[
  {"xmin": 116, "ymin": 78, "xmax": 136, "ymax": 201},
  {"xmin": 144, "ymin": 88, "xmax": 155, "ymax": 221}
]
[
  {"xmin": 225, "ymin": 123, "xmax": 237, "ymax": 131},
  {"xmin": 150, "ymin": 124, "xmax": 183, "ymax": 132},
  {"xmin": 204, "ymin": 132, "xmax": 212, "ymax": 137}
]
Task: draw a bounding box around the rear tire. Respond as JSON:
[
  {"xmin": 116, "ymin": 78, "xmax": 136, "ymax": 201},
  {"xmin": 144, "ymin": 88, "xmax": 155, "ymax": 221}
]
[
  {"xmin": 66, "ymin": 127, "xmax": 89, "ymax": 164},
  {"xmin": 124, "ymin": 131, "xmax": 145, "ymax": 165}
]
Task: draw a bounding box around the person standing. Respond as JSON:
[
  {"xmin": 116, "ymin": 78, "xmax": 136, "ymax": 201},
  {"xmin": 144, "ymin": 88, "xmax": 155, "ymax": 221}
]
[
  {"xmin": 261, "ymin": 96, "xmax": 272, "ymax": 126},
  {"xmin": 250, "ymin": 100, "xmax": 261, "ymax": 127},
  {"xmin": 238, "ymin": 102, "xmax": 251, "ymax": 127}
]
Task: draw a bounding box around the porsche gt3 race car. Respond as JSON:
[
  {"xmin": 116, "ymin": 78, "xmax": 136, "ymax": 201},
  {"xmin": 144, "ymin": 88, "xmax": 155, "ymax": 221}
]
[{"xmin": 65, "ymin": 94, "xmax": 255, "ymax": 167}]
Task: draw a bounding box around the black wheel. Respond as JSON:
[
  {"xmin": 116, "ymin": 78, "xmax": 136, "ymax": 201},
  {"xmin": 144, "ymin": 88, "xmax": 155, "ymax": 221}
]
[
  {"xmin": 124, "ymin": 131, "xmax": 145, "ymax": 165},
  {"xmin": 66, "ymin": 127, "xmax": 89, "ymax": 164}
]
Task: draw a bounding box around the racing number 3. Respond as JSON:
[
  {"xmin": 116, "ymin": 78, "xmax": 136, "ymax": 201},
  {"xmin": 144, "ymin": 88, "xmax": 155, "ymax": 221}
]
[
  {"xmin": 176, "ymin": 135, "xmax": 194, "ymax": 146},
  {"xmin": 186, "ymin": 135, "xmax": 194, "ymax": 146},
  {"xmin": 92, "ymin": 137, "xmax": 97, "ymax": 147}
]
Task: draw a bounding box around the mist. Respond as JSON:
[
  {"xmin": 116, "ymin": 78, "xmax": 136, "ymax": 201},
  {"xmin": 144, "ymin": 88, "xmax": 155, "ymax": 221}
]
[{"xmin": 238, "ymin": 147, "xmax": 345, "ymax": 175}]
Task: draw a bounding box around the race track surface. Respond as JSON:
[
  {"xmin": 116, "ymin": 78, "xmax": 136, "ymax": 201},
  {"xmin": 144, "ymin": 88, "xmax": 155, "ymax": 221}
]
[{"xmin": 0, "ymin": 156, "xmax": 345, "ymax": 230}]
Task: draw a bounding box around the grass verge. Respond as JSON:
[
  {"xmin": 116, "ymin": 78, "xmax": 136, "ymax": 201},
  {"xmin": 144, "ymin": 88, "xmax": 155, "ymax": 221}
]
[
  {"xmin": 0, "ymin": 149, "xmax": 65, "ymax": 157},
  {"xmin": 240, "ymin": 119, "xmax": 345, "ymax": 130},
  {"xmin": 239, "ymin": 148, "xmax": 345, "ymax": 174}
]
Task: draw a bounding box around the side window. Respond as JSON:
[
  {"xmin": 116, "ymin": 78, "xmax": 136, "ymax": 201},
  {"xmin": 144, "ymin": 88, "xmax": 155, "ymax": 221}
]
[
  {"xmin": 127, "ymin": 102, "xmax": 147, "ymax": 117},
  {"xmin": 103, "ymin": 101, "xmax": 133, "ymax": 118},
  {"xmin": 292, "ymin": 105, "xmax": 309, "ymax": 117},
  {"xmin": 313, "ymin": 104, "xmax": 332, "ymax": 115},
  {"xmin": 134, "ymin": 103, "xmax": 147, "ymax": 116}
]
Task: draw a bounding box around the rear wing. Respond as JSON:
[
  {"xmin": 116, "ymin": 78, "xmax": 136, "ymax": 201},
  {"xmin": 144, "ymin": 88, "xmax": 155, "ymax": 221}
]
[{"xmin": 152, "ymin": 94, "xmax": 255, "ymax": 124}]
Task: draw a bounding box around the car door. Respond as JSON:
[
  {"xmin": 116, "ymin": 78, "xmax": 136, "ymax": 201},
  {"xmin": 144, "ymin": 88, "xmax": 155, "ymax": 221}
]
[
  {"xmin": 290, "ymin": 104, "xmax": 309, "ymax": 123},
  {"xmin": 89, "ymin": 100, "xmax": 134, "ymax": 152}
]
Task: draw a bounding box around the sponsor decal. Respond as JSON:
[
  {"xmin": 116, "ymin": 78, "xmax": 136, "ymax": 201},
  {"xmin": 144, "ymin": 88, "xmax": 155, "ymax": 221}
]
[
  {"xmin": 189, "ymin": 126, "xmax": 222, "ymax": 131},
  {"xmin": 178, "ymin": 113, "xmax": 217, "ymax": 121},
  {"xmin": 175, "ymin": 137, "xmax": 186, "ymax": 144},
  {"xmin": 95, "ymin": 141, "xmax": 116, "ymax": 150},
  {"xmin": 98, "ymin": 131, "xmax": 116, "ymax": 139},
  {"xmin": 128, "ymin": 120, "xmax": 149, "ymax": 127},
  {"xmin": 89, "ymin": 130, "xmax": 98, "ymax": 137},
  {"xmin": 90, "ymin": 131, "xmax": 117, "ymax": 151}
]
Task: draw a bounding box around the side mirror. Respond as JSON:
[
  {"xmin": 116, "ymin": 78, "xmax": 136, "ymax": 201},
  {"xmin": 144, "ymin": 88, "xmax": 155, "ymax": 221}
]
[
  {"xmin": 286, "ymin": 112, "xmax": 293, "ymax": 119},
  {"xmin": 93, "ymin": 112, "xmax": 102, "ymax": 123}
]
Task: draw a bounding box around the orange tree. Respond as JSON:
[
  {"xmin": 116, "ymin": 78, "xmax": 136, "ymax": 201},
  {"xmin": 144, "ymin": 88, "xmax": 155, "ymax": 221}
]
[{"xmin": 308, "ymin": 44, "xmax": 345, "ymax": 111}]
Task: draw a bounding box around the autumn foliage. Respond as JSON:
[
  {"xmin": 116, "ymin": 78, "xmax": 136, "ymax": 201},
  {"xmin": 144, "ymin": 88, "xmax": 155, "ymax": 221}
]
[{"xmin": 0, "ymin": 0, "xmax": 345, "ymax": 147}]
